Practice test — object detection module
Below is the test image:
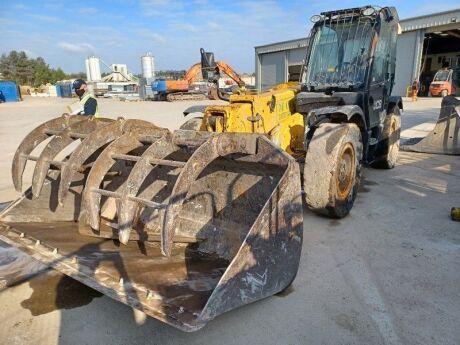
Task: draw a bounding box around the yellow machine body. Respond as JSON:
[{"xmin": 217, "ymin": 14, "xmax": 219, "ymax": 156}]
[{"xmin": 201, "ymin": 83, "xmax": 305, "ymax": 155}]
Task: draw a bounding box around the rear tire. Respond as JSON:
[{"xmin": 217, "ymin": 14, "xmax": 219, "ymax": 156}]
[
  {"xmin": 371, "ymin": 107, "xmax": 401, "ymax": 169},
  {"xmin": 179, "ymin": 117, "xmax": 204, "ymax": 131},
  {"xmin": 304, "ymin": 123, "xmax": 362, "ymax": 218}
]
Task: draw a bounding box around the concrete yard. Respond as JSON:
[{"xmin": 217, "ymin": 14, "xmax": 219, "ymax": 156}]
[{"xmin": 0, "ymin": 97, "xmax": 459, "ymax": 345}]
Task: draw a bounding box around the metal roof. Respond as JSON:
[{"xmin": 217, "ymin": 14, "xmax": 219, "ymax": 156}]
[
  {"xmin": 400, "ymin": 8, "xmax": 460, "ymax": 32},
  {"xmin": 255, "ymin": 37, "xmax": 309, "ymax": 55},
  {"xmin": 256, "ymin": 8, "xmax": 460, "ymax": 55}
]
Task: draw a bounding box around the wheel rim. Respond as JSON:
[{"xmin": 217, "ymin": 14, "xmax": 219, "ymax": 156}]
[
  {"xmin": 388, "ymin": 119, "xmax": 399, "ymax": 161},
  {"xmin": 336, "ymin": 143, "xmax": 355, "ymax": 200}
]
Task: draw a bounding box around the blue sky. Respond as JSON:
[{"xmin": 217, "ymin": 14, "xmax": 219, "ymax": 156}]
[{"xmin": 1, "ymin": 1, "xmax": 459, "ymax": 74}]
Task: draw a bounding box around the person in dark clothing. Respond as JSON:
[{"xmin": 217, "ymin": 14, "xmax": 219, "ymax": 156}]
[{"xmin": 72, "ymin": 79, "xmax": 99, "ymax": 117}]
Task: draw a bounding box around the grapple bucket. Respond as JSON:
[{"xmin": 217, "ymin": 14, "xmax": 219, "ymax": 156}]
[
  {"xmin": 0, "ymin": 115, "xmax": 303, "ymax": 332},
  {"xmin": 402, "ymin": 96, "xmax": 460, "ymax": 155}
]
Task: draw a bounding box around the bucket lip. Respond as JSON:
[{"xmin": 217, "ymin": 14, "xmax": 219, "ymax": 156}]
[{"xmin": 0, "ymin": 224, "xmax": 207, "ymax": 332}]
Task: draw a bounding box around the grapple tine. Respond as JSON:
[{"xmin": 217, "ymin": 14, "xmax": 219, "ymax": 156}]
[
  {"xmin": 31, "ymin": 134, "xmax": 74, "ymax": 198},
  {"xmin": 59, "ymin": 119, "xmax": 169, "ymax": 205},
  {"xmin": 12, "ymin": 115, "xmax": 86, "ymax": 192},
  {"xmin": 83, "ymin": 122, "xmax": 166, "ymax": 230},
  {"xmin": 118, "ymin": 134, "xmax": 177, "ymax": 244},
  {"xmin": 83, "ymin": 133, "xmax": 147, "ymax": 230},
  {"xmin": 161, "ymin": 133, "xmax": 258, "ymax": 256},
  {"xmin": 31, "ymin": 118, "xmax": 106, "ymax": 198},
  {"xmin": 58, "ymin": 118, "xmax": 125, "ymax": 205}
]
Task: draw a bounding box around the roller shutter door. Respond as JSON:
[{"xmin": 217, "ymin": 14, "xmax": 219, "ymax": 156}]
[{"xmin": 261, "ymin": 52, "xmax": 286, "ymax": 90}]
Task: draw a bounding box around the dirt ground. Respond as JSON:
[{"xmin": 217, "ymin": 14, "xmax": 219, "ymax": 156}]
[{"xmin": 0, "ymin": 96, "xmax": 459, "ymax": 345}]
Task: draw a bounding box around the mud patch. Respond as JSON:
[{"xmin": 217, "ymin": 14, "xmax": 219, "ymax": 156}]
[
  {"xmin": 21, "ymin": 270, "xmax": 103, "ymax": 316},
  {"xmin": 333, "ymin": 312, "xmax": 357, "ymax": 332},
  {"xmin": 325, "ymin": 126, "xmax": 347, "ymax": 154}
]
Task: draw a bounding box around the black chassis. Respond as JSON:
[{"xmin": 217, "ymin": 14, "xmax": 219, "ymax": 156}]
[{"xmin": 297, "ymin": 6, "xmax": 403, "ymax": 163}]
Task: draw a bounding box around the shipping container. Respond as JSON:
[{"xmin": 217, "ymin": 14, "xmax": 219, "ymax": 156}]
[{"xmin": 0, "ymin": 81, "xmax": 21, "ymax": 102}]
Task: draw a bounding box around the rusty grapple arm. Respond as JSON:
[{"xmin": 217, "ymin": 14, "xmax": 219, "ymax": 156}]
[{"xmin": 1, "ymin": 115, "xmax": 303, "ymax": 331}]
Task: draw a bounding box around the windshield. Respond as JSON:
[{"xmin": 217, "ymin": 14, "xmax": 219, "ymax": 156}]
[
  {"xmin": 304, "ymin": 20, "xmax": 374, "ymax": 88},
  {"xmin": 433, "ymin": 70, "xmax": 450, "ymax": 82}
]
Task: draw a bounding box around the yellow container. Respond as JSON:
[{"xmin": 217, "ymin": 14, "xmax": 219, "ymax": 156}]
[{"xmin": 451, "ymin": 207, "xmax": 460, "ymax": 221}]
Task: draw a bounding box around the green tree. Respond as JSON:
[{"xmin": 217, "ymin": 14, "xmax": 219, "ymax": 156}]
[{"xmin": 0, "ymin": 50, "xmax": 85, "ymax": 86}]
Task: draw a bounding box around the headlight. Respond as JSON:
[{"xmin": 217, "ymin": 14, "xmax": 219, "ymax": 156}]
[
  {"xmin": 310, "ymin": 15, "xmax": 322, "ymax": 23},
  {"xmin": 362, "ymin": 7, "xmax": 376, "ymax": 16}
]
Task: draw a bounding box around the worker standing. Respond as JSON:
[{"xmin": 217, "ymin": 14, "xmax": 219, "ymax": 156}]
[
  {"xmin": 411, "ymin": 79, "xmax": 420, "ymax": 102},
  {"xmin": 72, "ymin": 79, "xmax": 99, "ymax": 117}
]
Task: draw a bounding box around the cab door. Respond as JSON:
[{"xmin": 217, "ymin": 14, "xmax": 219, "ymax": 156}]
[{"xmin": 368, "ymin": 24, "xmax": 394, "ymax": 127}]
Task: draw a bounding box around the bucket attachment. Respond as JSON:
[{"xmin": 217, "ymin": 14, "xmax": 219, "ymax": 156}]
[
  {"xmin": 402, "ymin": 96, "xmax": 460, "ymax": 155},
  {"xmin": 0, "ymin": 115, "xmax": 303, "ymax": 331}
]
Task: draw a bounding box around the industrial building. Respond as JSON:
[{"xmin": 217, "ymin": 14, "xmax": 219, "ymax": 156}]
[{"xmin": 255, "ymin": 8, "xmax": 460, "ymax": 96}]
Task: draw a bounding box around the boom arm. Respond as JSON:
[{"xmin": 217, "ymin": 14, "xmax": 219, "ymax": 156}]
[
  {"xmin": 215, "ymin": 61, "xmax": 245, "ymax": 87},
  {"xmin": 183, "ymin": 63, "xmax": 203, "ymax": 85}
]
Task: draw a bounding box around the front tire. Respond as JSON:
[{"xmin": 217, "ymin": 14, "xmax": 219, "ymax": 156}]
[
  {"xmin": 304, "ymin": 123, "xmax": 362, "ymax": 218},
  {"xmin": 371, "ymin": 107, "xmax": 401, "ymax": 169}
]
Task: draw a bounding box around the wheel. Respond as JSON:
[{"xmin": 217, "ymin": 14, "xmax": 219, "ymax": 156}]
[
  {"xmin": 371, "ymin": 107, "xmax": 401, "ymax": 169},
  {"xmin": 179, "ymin": 117, "xmax": 204, "ymax": 131},
  {"xmin": 303, "ymin": 123, "xmax": 363, "ymax": 218},
  {"xmin": 441, "ymin": 90, "xmax": 448, "ymax": 98}
]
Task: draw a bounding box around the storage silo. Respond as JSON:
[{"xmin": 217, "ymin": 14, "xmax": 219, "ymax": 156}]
[
  {"xmin": 85, "ymin": 58, "xmax": 91, "ymax": 81},
  {"xmin": 141, "ymin": 53, "xmax": 155, "ymax": 79},
  {"xmin": 88, "ymin": 56, "xmax": 101, "ymax": 81}
]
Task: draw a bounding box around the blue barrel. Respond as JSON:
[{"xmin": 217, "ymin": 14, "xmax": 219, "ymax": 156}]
[
  {"xmin": 59, "ymin": 82, "xmax": 73, "ymax": 98},
  {"xmin": 0, "ymin": 81, "xmax": 20, "ymax": 102},
  {"xmin": 152, "ymin": 79, "xmax": 167, "ymax": 92}
]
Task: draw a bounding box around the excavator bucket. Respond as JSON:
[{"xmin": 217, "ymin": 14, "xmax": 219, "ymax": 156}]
[
  {"xmin": 0, "ymin": 115, "xmax": 303, "ymax": 332},
  {"xmin": 402, "ymin": 96, "xmax": 460, "ymax": 155}
]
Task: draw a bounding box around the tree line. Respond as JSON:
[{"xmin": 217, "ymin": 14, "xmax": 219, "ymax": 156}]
[{"xmin": 0, "ymin": 51, "xmax": 85, "ymax": 87}]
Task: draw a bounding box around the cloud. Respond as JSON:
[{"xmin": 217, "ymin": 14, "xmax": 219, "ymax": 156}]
[
  {"xmin": 139, "ymin": 0, "xmax": 185, "ymax": 17},
  {"xmin": 13, "ymin": 3, "xmax": 29, "ymax": 10},
  {"xmin": 136, "ymin": 30, "xmax": 166, "ymax": 43},
  {"xmin": 30, "ymin": 14, "xmax": 63, "ymax": 23},
  {"xmin": 78, "ymin": 7, "xmax": 98, "ymax": 15},
  {"xmin": 59, "ymin": 42, "xmax": 95, "ymax": 54}
]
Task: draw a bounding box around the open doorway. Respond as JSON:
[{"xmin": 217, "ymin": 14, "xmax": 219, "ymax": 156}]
[{"xmin": 419, "ymin": 26, "xmax": 460, "ymax": 96}]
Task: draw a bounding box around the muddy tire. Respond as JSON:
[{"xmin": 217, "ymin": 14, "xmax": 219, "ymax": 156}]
[
  {"xmin": 179, "ymin": 117, "xmax": 204, "ymax": 131},
  {"xmin": 304, "ymin": 123, "xmax": 362, "ymax": 218},
  {"xmin": 371, "ymin": 107, "xmax": 401, "ymax": 169}
]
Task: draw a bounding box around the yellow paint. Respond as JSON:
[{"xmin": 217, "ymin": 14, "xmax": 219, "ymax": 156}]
[
  {"xmin": 201, "ymin": 84, "xmax": 304, "ymax": 155},
  {"xmin": 268, "ymin": 113, "xmax": 305, "ymax": 155}
]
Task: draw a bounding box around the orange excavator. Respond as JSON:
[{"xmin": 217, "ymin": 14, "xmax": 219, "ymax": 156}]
[
  {"xmin": 152, "ymin": 49, "xmax": 243, "ymax": 101},
  {"xmin": 152, "ymin": 62, "xmax": 205, "ymax": 101}
]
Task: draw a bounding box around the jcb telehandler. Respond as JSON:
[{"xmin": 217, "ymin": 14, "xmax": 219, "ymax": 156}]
[
  {"xmin": 187, "ymin": 5, "xmax": 403, "ymax": 217},
  {"xmin": 0, "ymin": 6, "xmax": 402, "ymax": 331}
]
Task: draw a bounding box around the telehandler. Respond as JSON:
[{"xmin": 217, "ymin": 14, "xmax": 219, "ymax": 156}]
[{"xmin": 0, "ymin": 5, "xmax": 401, "ymax": 331}]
